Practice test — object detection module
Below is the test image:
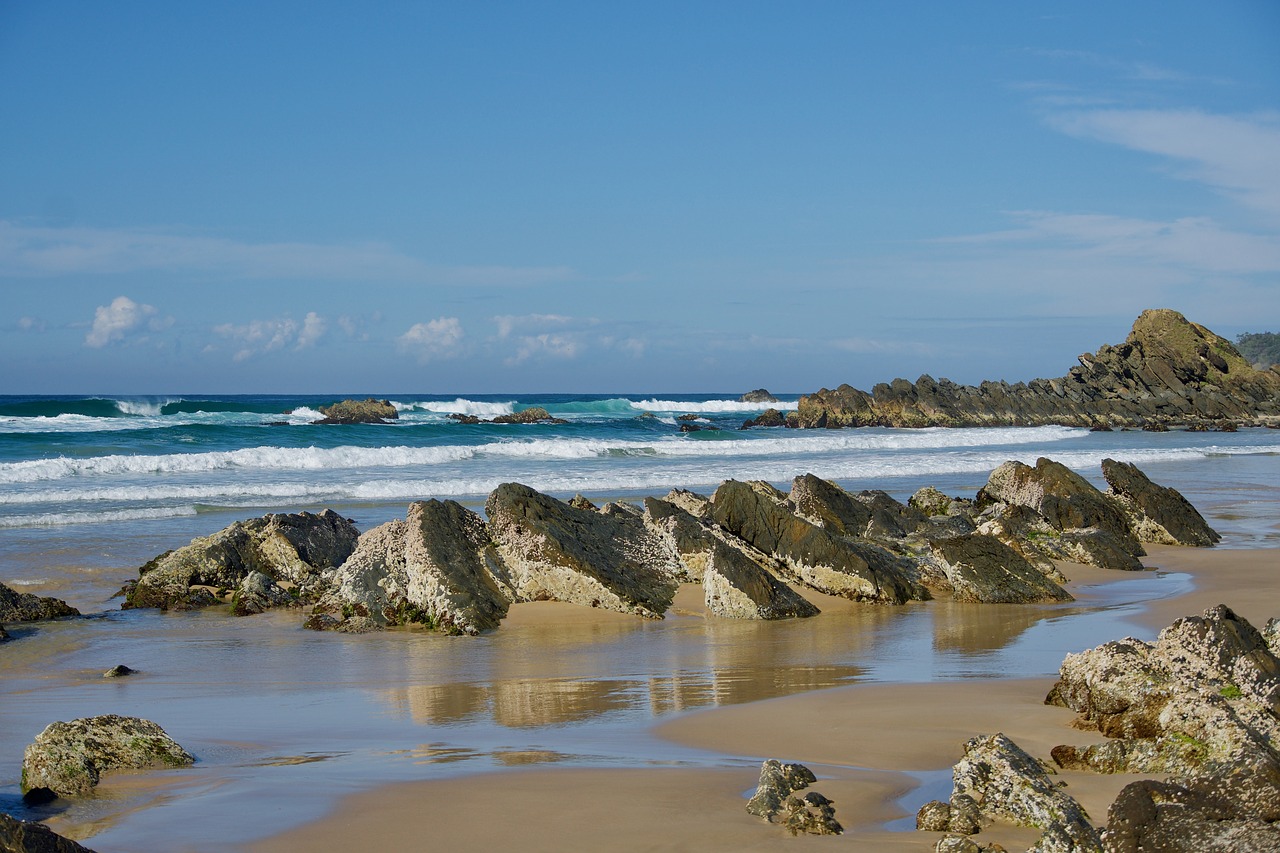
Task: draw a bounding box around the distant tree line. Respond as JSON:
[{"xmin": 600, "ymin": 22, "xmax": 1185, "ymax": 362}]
[{"xmin": 1236, "ymin": 332, "xmax": 1280, "ymax": 368}]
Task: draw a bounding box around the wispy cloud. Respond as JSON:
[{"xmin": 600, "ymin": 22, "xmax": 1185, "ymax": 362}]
[
  {"xmin": 492, "ymin": 313, "xmax": 574, "ymax": 339},
  {"xmin": 397, "ymin": 317, "xmax": 465, "ymax": 363},
  {"xmin": 213, "ymin": 312, "xmax": 327, "ymax": 362},
  {"xmin": 17, "ymin": 316, "xmax": 46, "ymax": 333},
  {"xmin": 84, "ymin": 295, "xmax": 171, "ymax": 348},
  {"xmin": 1046, "ymin": 109, "xmax": 1280, "ymax": 220},
  {"xmin": 0, "ymin": 221, "xmax": 574, "ymax": 286}
]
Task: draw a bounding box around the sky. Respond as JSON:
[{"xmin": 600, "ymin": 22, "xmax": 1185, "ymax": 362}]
[{"xmin": 2, "ymin": 1, "xmax": 1278, "ymax": 394}]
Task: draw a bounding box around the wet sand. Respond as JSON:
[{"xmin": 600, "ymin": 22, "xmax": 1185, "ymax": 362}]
[{"xmin": 249, "ymin": 546, "xmax": 1279, "ymax": 852}]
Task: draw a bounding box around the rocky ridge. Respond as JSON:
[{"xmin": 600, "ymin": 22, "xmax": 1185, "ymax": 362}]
[
  {"xmin": 790, "ymin": 309, "xmax": 1280, "ymax": 429},
  {"xmin": 116, "ymin": 457, "xmax": 1217, "ymax": 636}
]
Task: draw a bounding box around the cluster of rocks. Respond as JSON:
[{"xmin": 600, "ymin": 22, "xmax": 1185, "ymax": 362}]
[
  {"xmin": 789, "ymin": 309, "xmax": 1280, "ymax": 430},
  {"xmin": 746, "ymin": 759, "xmax": 842, "ymax": 835},
  {"xmin": 447, "ymin": 406, "xmax": 568, "ymax": 425},
  {"xmin": 918, "ymin": 604, "xmax": 1280, "ymax": 851},
  {"xmin": 111, "ymin": 457, "xmax": 1216, "ymax": 638},
  {"xmin": 310, "ymin": 398, "xmax": 399, "ymax": 424}
]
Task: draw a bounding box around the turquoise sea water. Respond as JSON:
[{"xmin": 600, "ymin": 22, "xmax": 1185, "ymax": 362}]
[{"xmin": 1, "ymin": 393, "xmax": 1278, "ymax": 850}]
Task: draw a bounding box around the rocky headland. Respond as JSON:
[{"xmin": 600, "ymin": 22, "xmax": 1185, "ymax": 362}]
[
  {"xmin": 113, "ymin": 457, "xmax": 1218, "ymax": 636},
  {"xmin": 787, "ymin": 309, "xmax": 1280, "ymax": 430}
]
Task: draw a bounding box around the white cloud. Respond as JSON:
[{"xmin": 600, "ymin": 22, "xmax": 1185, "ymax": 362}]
[
  {"xmin": 84, "ymin": 295, "xmax": 159, "ymax": 348},
  {"xmin": 1047, "ymin": 109, "xmax": 1280, "ymax": 220},
  {"xmin": 397, "ymin": 317, "xmax": 465, "ymax": 362},
  {"xmin": 0, "ymin": 221, "xmax": 574, "ymax": 286},
  {"xmin": 214, "ymin": 313, "xmax": 332, "ymax": 362},
  {"xmin": 296, "ymin": 312, "xmax": 326, "ymax": 349},
  {"xmin": 506, "ymin": 333, "xmax": 579, "ymax": 365},
  {"xmin": 492, "ymin": 313, "xmax": 574, "ymax": 339},
  {"xmin": 17, "ymin": 316, "xmax": 46, "ymax": 332}
]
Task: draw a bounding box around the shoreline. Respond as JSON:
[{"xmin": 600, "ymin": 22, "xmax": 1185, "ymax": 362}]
[{"xmin": 244, "ymin": 545, "xmax": 1279, "ymax": 852}]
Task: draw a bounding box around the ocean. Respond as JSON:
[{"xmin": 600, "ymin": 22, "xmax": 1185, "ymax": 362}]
[{"xmin": 2, "ymin": 393, "xmax": 1279, "ymax": 850}]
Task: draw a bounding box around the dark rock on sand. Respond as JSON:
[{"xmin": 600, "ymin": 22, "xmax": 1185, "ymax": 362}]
[
  {"xmin": 21, "ymin": 715, "xmax": 194, "ymax": 797},
  {"xmin": 0, "ymin": 813, "xmax": 98, "ymax": 853},
  {"xmin": 102, "ymin": 664, "xmax": 135, "ymax": 678},
  {"xmin": 791, "ymin": 309, "xmax": 1280, "ymax": 429},
  {"xmin": 927, "ymin": 534, "xmax": 1074, "ymax": 604},
  {"xmin": 1104, "ymin": 777, "xmax": 1280, "ymax": 852},
  {"xmin": 0, "ymin": 582, "xmax": 79, "ymax": 623},
  {"xmin": 781, "ymin": 791, "xmax": 843, "ymax": 836},
  {"xmin": 485, "ymin": 483, "xmax": 679, "ymax": 619},
  {"xmin": 309, "ymin": 500, "xmax": 509, "ymax": 636},
  {"xmin": 702, "ymin": 539, "xmax": 819, "ymax": 620},
  {"xmin": 1101, "ymin": 457, "xmax": 1221, "ymax": 546},
  {"xmin": 313, "ymin": 398, "xmax": 399, "ymax": 424},
  {"xmin": 712, "ymin": 480, "xmax": 928, "ymax": 604},
  {"xmin": 746, "ymin": 759, "xmax": 818, "ymax": 821},
  {"xmin": 124, "ymin": 510, "xmax": 359, "ymax": 611}
]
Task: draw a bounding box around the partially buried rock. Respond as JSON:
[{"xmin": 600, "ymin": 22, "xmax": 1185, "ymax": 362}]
[
  {"xmin": 746, "ymin": 759, "xmax": 817, "ymax": 821},
  {"xmin": 782, "ymin": 791, "xmax": 842, "ymax": 836},
  {"xmin": 313, "ymin": 398, "xmax": 398, "ymax": 424},
  {"xmin": 21, "ymin": 715, "xmax": 194, "ymax": 797},
  {"xmin": 310, "ymin": 499, "xmax": 509, "ymax": 636},
  {"xmin": 1101, "ymin": 458, "xmax": 1221, "ymax": 546},
  {"xmin": 0, "ymin": 813, "xmax": 98, "ymax": 853},
  {"xmin": 702, "ymin": 539, "xmax": 819, "ymax": 620},
  {"xmin": 485, "ymin": 483, "xmax": 679, "ymax": 619},
  {"xmin": 0, "ymin": 581, "xmax": 80, "ymax": 623},
  {"xmin": 102, "ymin": 664, "xmax": 135, "ymax": 678},
  {"xmin": 928, "ymin": 534, "xmax": 1073, "ymax": 604},
  {"xmin": 124, "ymin": 510, "xmax": 359, "ymax": 611}
]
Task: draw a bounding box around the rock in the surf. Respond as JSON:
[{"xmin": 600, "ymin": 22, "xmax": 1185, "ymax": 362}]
[
  {"xmin": 21, "ymin": 715, "xmax": 194, "ymax": 797},
  {"xmin": 739, "ymin": 389, "xmax": 779, "ymax": 403},
  {"xmin": 313, "ymin": 398, "xmax": 398, "ymax": 424},
  {"xmin": 123, "ymin": 510, "xmax": 359, "ymax": 611},
  {"xmin": 0, "ymin": 581, "xmax": 80, "ymax": 623},
  {"xmin": 309, "ymin": 499, "xmax": 509, "ymax": 636},
  {"xmin": 485, "ymin": 483, "xmax": 679, "ymax": 619},
  {"xmin": 1101, "ymin": 458, "xmax": 1221, "ymax": 546}
]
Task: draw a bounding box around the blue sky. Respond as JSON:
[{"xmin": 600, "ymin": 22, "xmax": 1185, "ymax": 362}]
[{"xmin": 2, "ymin": 1, "xmax": 1278, "ymax": 394}]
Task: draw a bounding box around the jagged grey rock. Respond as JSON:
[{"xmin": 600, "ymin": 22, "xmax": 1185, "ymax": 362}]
[
  {"xmin": 21, "ymin": 715, "xmax": 194, "ymax": 797},
  {"xmin": 789, "ymin": 473, "xmax": 872, "ymax": 536},
  {"xmin": 928, "ymin": 534, "xmax": 1074, "ymax": 603},
  {"xmin": 1101, "ymin": 458, "xmax": 1221, "ymax": 546},
  {"xmin": 313, "ymin": 398, "xmax": 398, "ymax": 424},
  {"xmin": 486, "ymin": 483, "xmax": 679, "ymax": 619},
  {"xmin": 642, "ymin": 497, "xmax": 719, "ymax": 582},
  {"xmin": 310, "ymin": 500, "xmax": 509, "ymax": 635},
  {"xmin": 124, "ymin": 510, "xmax": 359, "ymax": 611},
  {"xmin": 0, "ymin": 814, "xmax": 98, "ymax": 853},
  {"xmin": 781, "ymin": 791, "xmax": 842, "ymax": 835},
  {"xmin": 712, "ymin": 480, "xmax": 927, "ymax": 604},
  {"xmin": 230, "ymin": 570, "xmax": 295, "ymax": 616},
  {"xmin": 746, "ymin": 759, "xmax": 818, "ymax": 821},
  {"xmin": 702, "ymin": 539, "xmax": 819, "ymax": 620}
]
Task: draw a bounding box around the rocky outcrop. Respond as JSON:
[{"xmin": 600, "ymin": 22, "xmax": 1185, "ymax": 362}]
[
  {"xmin": 308, "ymin": 500, "xmax": 509, "ymax": 636},
  {"xmin": 485, "ymin": 483, "xmax": 679, "ymax": 619},
  {"xmin": 789, "ymin": 473, "xmax": 872, "ymax": 537},
  {"xmin": 740, "ymin": 407, "xmax": 787, "ymax": 429},
  {"xmin": 739, "ymin": 389, "xmax": 780, "ymax": 403},
  {"xmin": 712, "ymin": 480, "xmax": 927, "ymax": 604},
  {"xmin": 702, "ymin": 539, "xmax": 820, "ymax": 620},
  {"xmin": 746, "ymin": 759, "xmax": 818, "ymax": 820},
  {"xmin": 790, "ymin": 309, "xmax": 1280, "ymax": 429},
  {"xmin": 313, "ymin": 398, "xmax": 398, "ymax": 424},
  {"xmin": 123, "ymin": 510, "xmax": 359, "ymax": 611},
  {"xmin": 0, "ymin": 814, "xmax": 98, "ymax": 853},
  {"xmin": 928, "ymin": 534, "xmax": 1074, "ymax": 603},
  {"xmin": 919, "ymin": 733, "xmax": 1101, "ymax": 852},
  {"xmin": 21, "ymin": 715, "xmax": 194, "ymax": 797},
  {"xmin": 1101, "ymin": 458, "xmax": 1221, "ymax": 546},
  {"xmin": 0, "ymin": 582, "xmax": 79, "ymax": 623},
  {"xmin": 489, "ymin": 406, "xmax": 568, "ymax": 424},
  {"xmin": 641, "ymin": 497, "xmax": 719, "ymax": 582},
  {"xmin": 1046, "ymin": 605, "xmax": 1280, "ymax": 848}
]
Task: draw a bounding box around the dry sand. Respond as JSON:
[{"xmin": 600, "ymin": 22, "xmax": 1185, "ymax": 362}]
[{"xmin": 249, "ymin": 546, "xmax": 1278, "ymax": 852}]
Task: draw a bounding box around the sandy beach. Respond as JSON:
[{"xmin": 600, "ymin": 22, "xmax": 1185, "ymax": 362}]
[{"xmin": 245, "ymin": 545, "xmax": 1279, "ymax": 852}]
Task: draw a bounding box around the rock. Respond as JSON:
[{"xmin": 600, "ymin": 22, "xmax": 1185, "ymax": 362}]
[
  {"xmin": 0, "ymin": 813, "xmax": 98, "ymax": 853},
  {"xmin": 746, "ymin": 759, "xmax": 817, "ymax": 820},
  {"xmin": 102, "ymin": 665, "xmax": 135, "ymax": 678},
  {"xmin": 739, "ymin": 389, "xmax": 779, "ymax": 403},
  {"xmin": 124, "ymin": 510, "xmax": 359, "ymax": 611},
  {"xmin": 703, "ymin": 539, "xmax": 820, "ymax": 620},
  {"xmin": 641, "ymin": 497, "xmax": 720, "ymax": 582},
  {"xmin": 0, "ymin": 623, "xmax": 8, "ymax": 641},
  {"xmin": 935, "ymin": 836, "xmax": 982, "ymax": 853},
  {"xmin": 978, "ymin": 459, "xmax": 1143, "ymax": 558},
  {"xmin": 973, "ymin": 505, "xmax": 1069, "ymax": 582},
  {"xmin": 945, "ymin": 733, "xmax": 1101, "ymax": 852},
  {"xmin": 917, "ymin": 799, "xmax": 952, "ymax": 831},
  {"xmin": 1033, "ymin": 527, "xmax": 1145, "ymax": 572},
  {"xmin": 21, "ymin": 715, "xmax": 194, "ymax": 797},
  {"xmin": 782, "ymin": 791, "xmax": 842, "ymax": 835},
  {"xmin": 489, "ymin": 406, "xmax": 566, "ymax": 424},
  {"xmin": 568, "ymin": 494, "xmax": 598, "ymax": 511},
  {"xmin": 485, "ymin": 483, "xmax": 679, "ymax": 619},
  {"xmin": 0, "ymin": 582, "xmax": 79, "ymax": 623},
  {"xmin": 712, "ymin": 480, "xmax": 927, "ymax": 604},
  {"xmin": 661, "ymin": 488, "xmax": 713, "ymax": 520},
  {"xmin": 313, "ymin": 398, "xmax": 398, "ymax": 424},
  {"xmin": 928, "ymin": 534, "xmax": 1073, "ymax": 603},
  {"xmin": 1101, "ymin": 458, "xmax": 1221, "ymax": 546},
  {"xmin": 741, "ymin": 408, "xmax": 787, "ymax": 429},
  {"xmin": 1103, "ymin": 777, "xmax": 1280, "ymax": 852},
  {"xmin": 789, "ymin": 473, "xmax": 872, "ymax": 537},
  {"xmin": 311, "ymin": 500, "xmax": 510, "ymax": 636},
  {"xmin": 447, "ymin": 413, "xmax": 481, "ymax": 424},
  {"xmin": 910, "ymin": 486, "xmax": 959, "ymax": 518},
  {"xmin": 230, "ymin": 570, "xmax": 296, "ymax": 616},
  {"xmin": 789, "ymin": 310, "xmax": 1280, "ymax": 429}
]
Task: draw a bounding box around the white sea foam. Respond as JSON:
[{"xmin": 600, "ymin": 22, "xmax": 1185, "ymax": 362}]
[
  {"xmin": 0, "ymin": 505, "xmax": 200, "ymax": 528},
  {"xmin": 114, "ymin": 398, "xmax": 175, "ymax": 417},
  {"xmin": 630, "ymin": 398, "xmax": 801, "ymax": 413},
  {"xmin": 391, "ymin": 399, "xmax": 516, "ymax": 417}
]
